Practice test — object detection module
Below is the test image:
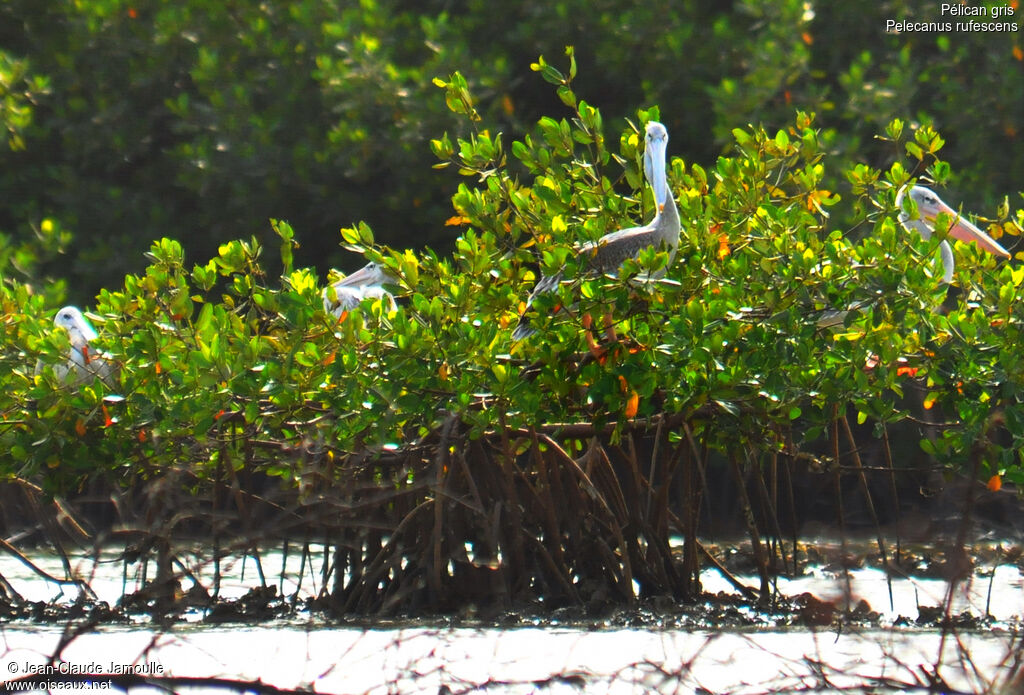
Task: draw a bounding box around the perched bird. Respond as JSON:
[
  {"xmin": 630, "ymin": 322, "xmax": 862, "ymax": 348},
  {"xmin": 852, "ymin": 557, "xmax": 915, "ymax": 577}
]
[
  {"xmin": 817, "ymin": 185, "xmax": 1011, "ymax": 328},
  {"xmin": 45, "ymin": 306, "xmax": 118, "ymax": 387},
  {"xmin": 512, "ymin": 120, "xmax": 681, "ymax": 340},
  {"xmin": 895, "ymin": 184, "xmax": 1010, "ymax": 284},
  {"xmin": 322, "ymin": 262, "xmax": 398, "ymax": 319}
]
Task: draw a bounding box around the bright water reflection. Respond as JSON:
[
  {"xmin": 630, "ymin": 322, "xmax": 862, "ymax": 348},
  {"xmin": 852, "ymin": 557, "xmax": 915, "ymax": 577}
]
[
  {"xmin": 0, "ymin": 547, "xmax": 1021, "ymax": 693},
  {"xmin": 3, "ymin": 546, "xmax": 1022, "ymax": 624},
  {"xmin": 1, "ymin": 623, "xmax": 1020, "ymax": 694},
  {"xmin": 700, "ymin": 564, "xmax": 1024, "ymax": 623}
]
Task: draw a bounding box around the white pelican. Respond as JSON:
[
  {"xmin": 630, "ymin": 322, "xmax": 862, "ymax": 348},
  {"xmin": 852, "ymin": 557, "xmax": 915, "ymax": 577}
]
[
  {"xmin": 322, "ymin": 262, "xmax": 397, "ymax": 319},
  {"xmin": 817, "ymin": 185, "xmax": 1011, "ymax": 327},
  {"xmin": 46, "ymin": 306, "xmax": 118, "ymax": 386},
  {"xmin": 512, "ymin": 120, "xmax": 681, "ymax": 340}
]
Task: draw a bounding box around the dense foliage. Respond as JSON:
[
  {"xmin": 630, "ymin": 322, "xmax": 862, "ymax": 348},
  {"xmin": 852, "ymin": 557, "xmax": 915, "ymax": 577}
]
[
  {"xmin": 1, "ymin": 40, "xmax": 1022, "ymax": 610},
  {"xmin": 0, "ymin": 0, "xmax": 1020, "ymax": 298},
  {"xmin": 2, "ymin": 53, "xmax": 1022, "ymax": 501}
]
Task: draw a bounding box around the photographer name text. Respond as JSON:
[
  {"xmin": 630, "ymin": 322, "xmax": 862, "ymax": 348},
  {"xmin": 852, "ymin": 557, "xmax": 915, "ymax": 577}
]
[{"xmin": 10, "ymin": 662, "xmax": 164, "ymax": 676}]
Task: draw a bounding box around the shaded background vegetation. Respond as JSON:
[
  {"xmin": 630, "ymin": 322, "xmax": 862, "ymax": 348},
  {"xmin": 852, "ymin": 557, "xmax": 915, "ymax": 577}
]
[{"xmin": 0, "ymin": 0, "xmax": 1021, "ymax": 301}]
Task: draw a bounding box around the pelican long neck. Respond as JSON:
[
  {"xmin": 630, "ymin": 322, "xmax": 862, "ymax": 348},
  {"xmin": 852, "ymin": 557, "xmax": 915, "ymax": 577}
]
[
  {"xmin": 655, "ymin": 191, "xmax": 680, "ymax": 263},
  {"xmin": 644, "ymin": 131, "xmax": 681, "ymax": 262},
  {"xmin": 896, "ymin": 185, "xmax": 954, "ymax": 284},
  {"xmin": 65, "ymin": 328, "xmax": 90, "ymax": 350},
  {"xmin": 64, "ymin": 327, "xmax": 92, "ymax": 367},
  {"xmin": 938, "ymin": 239, "xmax": 954, "ymax": 284},
  {"xmin": 895, "ymin": 184, "xmax": 909, "ymax": 225}
]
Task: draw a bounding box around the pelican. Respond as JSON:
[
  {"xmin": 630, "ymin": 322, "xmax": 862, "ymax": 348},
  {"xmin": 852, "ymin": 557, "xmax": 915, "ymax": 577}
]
[
  {"xmin": 512, "ymin": 120, "xmax": 681, "ymax": 340},
  {"xmin": 896, "ymin": 184, "xmax": 1010, "ymax": 283},
  {"xmin": 323, "ymin": 261, "xmax": 397, "ymax": 319},
  {"xmin": 44, "ymin": 306, "xmax": 118, "ymax": 386},
  {"xmin": 817, "ymin": 185, "xmax": 1011, "ymax": 327}
]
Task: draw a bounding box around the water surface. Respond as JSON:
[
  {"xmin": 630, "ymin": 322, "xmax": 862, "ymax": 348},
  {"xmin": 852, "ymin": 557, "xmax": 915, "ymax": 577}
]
[{"xmin": 1, "ymin": 544, "xmax": 1020, "ymax": 693}]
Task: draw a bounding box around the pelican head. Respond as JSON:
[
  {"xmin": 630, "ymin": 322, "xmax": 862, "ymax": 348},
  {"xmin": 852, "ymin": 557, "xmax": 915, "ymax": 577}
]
[
  {"xmin": 643, "ymin": 121, "xmax": 669, "ymax": 209},
  {"xmin": 896, "ymin": 184, "xmax": 1010, "ymax": 283},
  {"xmin": 54, "ymin": 306, "xmax": 98, "ymax": 347},
  {"xmin": 332, "ymin": 261, "xmax": 396, "ymax": 289},
  {"xmin": 323, "ymin": 261, "xmax": 399, "ymax": 318}
]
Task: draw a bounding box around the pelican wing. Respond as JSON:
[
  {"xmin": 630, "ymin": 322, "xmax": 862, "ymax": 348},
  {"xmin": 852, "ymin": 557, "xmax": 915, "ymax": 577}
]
[
  {"xmin": 511, "ymin": 219, "xmax": 672, "ymax": 340},
  {"xmin": 581, "ymin": 224, "xmax": 658, "ymax": 272},
  {"xmin": 71, "ymin": 349, "xmax": 119, "ymax": 387},
  {"xmin": 323, "ymin": 284, "xmax": 365, "ymax": 316}
]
